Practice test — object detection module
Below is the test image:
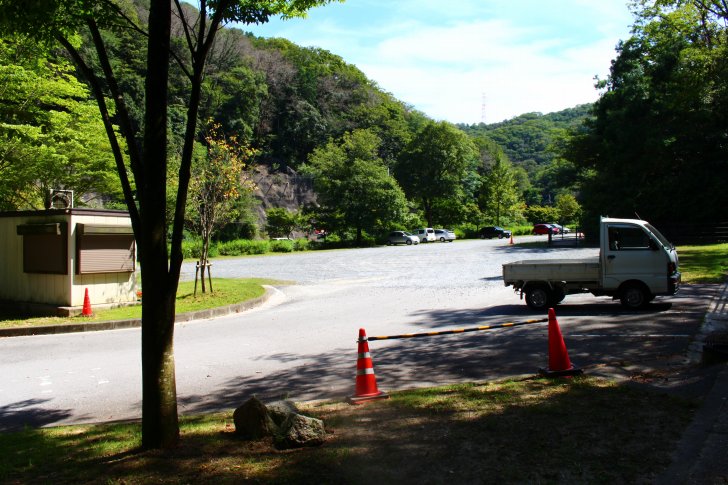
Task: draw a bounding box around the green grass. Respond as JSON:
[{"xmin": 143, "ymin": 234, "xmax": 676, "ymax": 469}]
[
  {"xmin": 0, "ymin": 278, "xmax": 288, "ymax": 329},
  {"xmin": 677, "ymin": 242, "xmax": 728, "ymax": 284},
  {"xmin": 0, "ymin": 376, "xmax": 694, "ymax": 484}
]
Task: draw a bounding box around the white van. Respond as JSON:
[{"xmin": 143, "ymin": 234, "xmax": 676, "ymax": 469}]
[{"xmin": 413, "ymin": 228, "xmax": 436, "ymax": 243}]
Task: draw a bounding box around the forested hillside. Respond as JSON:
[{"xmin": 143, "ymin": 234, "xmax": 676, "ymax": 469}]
[
  {"xmin": 460, "ymin": 105, "xmax": 591, "ymax": 172},
  {"xmin": 0, "ymin": 0, "xmax": 540, "ymax": 240},
  {"xmin": 459, "ymin": 105, "xmax": 591, "ymax": 206}
]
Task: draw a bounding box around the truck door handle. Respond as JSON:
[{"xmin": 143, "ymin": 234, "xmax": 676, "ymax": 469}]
[{"xmin": 607, "ymin": 255, "xmax": 615, "ymax": 260}]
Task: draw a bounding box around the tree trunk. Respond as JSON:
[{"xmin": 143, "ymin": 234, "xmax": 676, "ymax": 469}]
[
  {"xmin": 423, "ymin": 197, "xmax": 433, "ymax": 227},
  {"xmin": 140, "ymin": 0, "xmax": 179, "ymax": 449},
  {"xmin": 200, "ymin": 232, "xmax": 210, "ymax": 293},
  {"xmin": 141, "ymin": 267, "xmax": 179, "ymax": 449}
]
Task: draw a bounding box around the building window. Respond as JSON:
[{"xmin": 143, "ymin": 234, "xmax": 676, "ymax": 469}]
[
  {"xmin": 76, "ymin": 224, "xmax": 135, "ymax": 274},
  {"xmin": 16, "ymin": 222, "xmax": 68, "ymax": 274}
]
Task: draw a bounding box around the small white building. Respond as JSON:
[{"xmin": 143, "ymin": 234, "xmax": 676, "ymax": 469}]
[{"xmin": 0, "ymin": 208, "xmax": 138, "ymax": 316}]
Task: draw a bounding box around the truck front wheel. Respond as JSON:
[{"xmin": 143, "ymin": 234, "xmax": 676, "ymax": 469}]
[
  {"xmin": 525, "ymin": 286, "xmax": 551, "ymax": 310},
  {"xmin": 620, "ymin": 283, "xmax": 650, "ymax": 309}
]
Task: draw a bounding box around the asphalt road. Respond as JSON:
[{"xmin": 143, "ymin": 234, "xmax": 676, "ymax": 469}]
[{"xmin": 0, "ymin": 237, "xmax": 715, "ymax": 430}]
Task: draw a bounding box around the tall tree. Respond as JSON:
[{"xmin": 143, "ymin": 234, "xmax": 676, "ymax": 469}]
[
  {"xmin": 0, "ymin": 36, "xmax": 121, "ymax": 210},
  {"xmin": 396, "ymin": 121, "xmax": 478, "ymax": 226},
  {"xmin": 479, "ymin": 152, "xmax": 521, "ymax": 226},
  {"xmin": 567, "ymin": 0, "xmax": 728, "ymax": 225},
  {"xmin": 0, "ymin": 0, "xmax": 334, "ymax": 449},
  {"xmin": 265, "ymin": 207, "xmax": 299, "ymax": 237},
  {"xmin": 554, "ymin": 193, "xmax": 581, "ymax": 225},
  {"xmin": 303, "ymin": 129, "xmax": 409, "ymax": 244}
]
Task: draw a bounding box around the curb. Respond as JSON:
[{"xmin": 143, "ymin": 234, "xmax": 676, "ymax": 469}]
[
  {"xmin": 0, "ymin": 286, "xmax": 273, "ymax": 338},
  {"xmin": 655, "ymin": 362, "xmax": 728, "ymax": 484},
  {"xmin": 657, "ymin": 279, "xmax": 728, "ymax": 484},
  {"xmin": 687, "ymin": 280, "xmax": 728, "ymax": 363}
]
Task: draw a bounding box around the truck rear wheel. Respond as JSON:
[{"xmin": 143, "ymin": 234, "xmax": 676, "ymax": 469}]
[
  {"xmin": 620, "ymin": 283, "xmax": 649, "ymax": 309},
  {"xmin": 525, "ymin": 286, "xmax": 551, "ymax": 310}
]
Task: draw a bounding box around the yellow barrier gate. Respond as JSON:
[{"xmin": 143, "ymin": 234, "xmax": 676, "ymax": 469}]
[{"xmin": 364, "ymin": 318, "xmax": 549, "ymax": 342}]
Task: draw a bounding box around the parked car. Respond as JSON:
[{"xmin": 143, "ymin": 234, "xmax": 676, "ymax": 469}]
[
  {"xmin": 413, "ymin": 228, "xmax": 436, "ymax": 243},
  {"xmin": 533, "ymin": 223, "xmax": 559, "ymax": 235},
  {"xmin": 479, "ymin": 226, "xmax": 512, "ymax": 239},
  {"xmin": 549, "ymin": 223, "xmax": 571, "ymax": 234},
  {"xmin": 434, "ymin": 228, "xmax": 456, "ymax": 242},
  {"xmin": 387, "ymin": 231, "xmax": 419, "ymax": 245}
]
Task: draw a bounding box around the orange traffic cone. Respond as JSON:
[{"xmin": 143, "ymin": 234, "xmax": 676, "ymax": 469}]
[
  {"xmin": 348, "ymin": 328, "xmax": 389, "ymax": 404},
  {"xmin": 540, "ymin": 308, "xmax": 582, "ymax": 377},
  {"xmin": 82, "ymin": 288, "xmax": 93, "ymax": 317},
  {"xmin": 509, "ymin": 234, "xmax": 514, "ymax": 245}
]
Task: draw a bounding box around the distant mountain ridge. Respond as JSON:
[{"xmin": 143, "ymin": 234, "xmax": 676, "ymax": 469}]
[{"xmin": 458, "ymin": 104, "xmax": 592, "ymax": 175}]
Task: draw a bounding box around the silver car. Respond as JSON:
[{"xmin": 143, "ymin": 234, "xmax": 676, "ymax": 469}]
[
  {"xmin": 434, "ymin": 228, "xmax": 456, "ymax": 242},
  {"xmin": 387, "ymin": 231, "xmax": 419, "ymax": 245}
]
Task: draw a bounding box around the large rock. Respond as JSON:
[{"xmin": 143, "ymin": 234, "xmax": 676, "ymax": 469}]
[
  {"xmin": 274, "ymin": 413, "xmax": 326, "ymax": 449},
  {"xmin": 266, "ymin": 399, "xmax": 300, "ymax": 426},
  {"xmin": 233, "ymin": 396, "xmax": 277, "ymax": 439}
]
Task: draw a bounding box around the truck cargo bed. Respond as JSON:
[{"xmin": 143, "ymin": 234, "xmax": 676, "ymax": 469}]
[{"xmin": 503, "ymin": 257, "xmax": 600, "ymax": 284}]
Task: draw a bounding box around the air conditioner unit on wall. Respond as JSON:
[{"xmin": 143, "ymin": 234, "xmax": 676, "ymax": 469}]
[{"xmin": 49, "ymin": 189, "xmax": 74, "ymax": 209}]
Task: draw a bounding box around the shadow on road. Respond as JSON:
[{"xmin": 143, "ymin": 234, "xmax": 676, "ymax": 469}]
[
  {"xmin": 179, "ymin": 291, "xmax": 714, "ymax": 415},
  {"xmin": 0, "ymin": 399, "xmax": 77, "ymax": 432},
  {"xmin": 179, "ymin": 284, "xmax": 718, "ymax": 415},
  {"xmin": 404, "ymin": 301, "xmax": 677, "ymax": 330}
]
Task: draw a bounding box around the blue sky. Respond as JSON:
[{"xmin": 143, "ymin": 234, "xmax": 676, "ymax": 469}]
[{"xmin": 244, "ymin": 0, "xmax": 635, "ymax": 124}]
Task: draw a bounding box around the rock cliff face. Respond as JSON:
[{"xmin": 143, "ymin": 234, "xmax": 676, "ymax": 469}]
[{"xmin": 251, "ymin": 164, "xmax": 318, "ymax": 232}]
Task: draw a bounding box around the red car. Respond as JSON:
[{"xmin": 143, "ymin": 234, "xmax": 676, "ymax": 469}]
[{"xmin": 533, "ymin": 223, "xmax": 559, "ymax": 235}]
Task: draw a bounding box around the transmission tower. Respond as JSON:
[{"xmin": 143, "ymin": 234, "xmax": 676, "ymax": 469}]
[{"xmin": 481, "ymin": 92, "xmax": 487, "ymax": 124}]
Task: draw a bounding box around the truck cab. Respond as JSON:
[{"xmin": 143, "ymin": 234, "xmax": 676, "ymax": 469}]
[{"xmin": 600, "ymin": 217, "xmax": 680, "ymax": 306}]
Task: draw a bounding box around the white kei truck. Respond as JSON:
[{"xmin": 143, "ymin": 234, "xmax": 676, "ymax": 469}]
[{"xmin": 503, "ymin": 217, "xmax": 681, "ymax": 310}]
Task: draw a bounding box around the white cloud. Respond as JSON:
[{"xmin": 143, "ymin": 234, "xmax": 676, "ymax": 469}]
[
  {"xmin": 358, "ymin": 20, "xmax": 619, "ymax": 123},
  {"xmin": 246, "ymin": 0, "xmax": 633, "ymax": 123}
]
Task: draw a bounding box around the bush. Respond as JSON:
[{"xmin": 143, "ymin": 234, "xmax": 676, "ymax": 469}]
[
  {"xmin": 270, "ymin": 240, "xmax": 294, "ymax": 252},
  {"xmin": 454, "ymin": 223, "xmax": 479, "ymax": 239},
  {"xmin": 512, "ymin": 225, "xmax": 534, "ymax": 236},
  {"xmin": 218, "ymin": 239, "xmax": 269, "ymax": 256},
  {"xmin": 310, "ymin": 233, "xmax": 351, "ymax": 250},
  {"xmin": 216, "ymin": 221, "xmax": 258, "ymax": 241},
  {"xmin": 179, "ymin": 240, "xmax": 219, "ymax": 260},
  {"xmin": 453, "ymin": 228, "xmax": 467, "ymax": 239},
  {"xmin": 292, "ymin": 238, "xmax": 310, "ymax": 251},
  {"xmin": 180, "ymin": 240, "xmax": 199, "ymax": 260}
]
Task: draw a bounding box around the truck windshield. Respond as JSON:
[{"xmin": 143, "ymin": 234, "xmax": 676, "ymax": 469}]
[{"xmin": 645, "ymin": 223, "xmax": 673, "ymax": 249}]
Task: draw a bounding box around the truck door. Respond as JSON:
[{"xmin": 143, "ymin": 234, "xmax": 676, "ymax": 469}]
[{"xmin": 602, "ymin": 223, "xmax": 668, "ymax": 292}]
